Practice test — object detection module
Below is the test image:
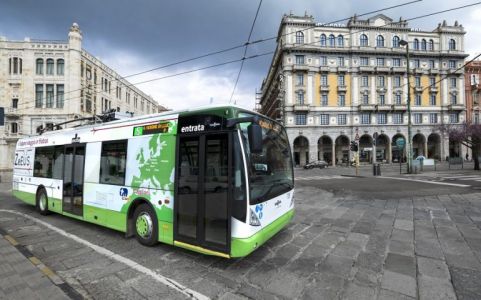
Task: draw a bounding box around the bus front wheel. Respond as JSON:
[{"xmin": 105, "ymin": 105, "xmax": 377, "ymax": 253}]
[
  {"xmin": 36, "ymin": 189, "xmax": 50, "ymax": 216},
  {"xmin": 133, "ymin": 203, "xmax": 158, "ymax": 246}
]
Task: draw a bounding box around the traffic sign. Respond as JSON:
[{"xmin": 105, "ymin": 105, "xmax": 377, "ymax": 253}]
[{"xmin": 396, "ymin": 138, "xmax": 405, "ymax": 150}]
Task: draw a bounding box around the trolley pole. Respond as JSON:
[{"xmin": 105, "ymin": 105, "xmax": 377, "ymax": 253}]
[{"xmin": 400, "ymin": 39, "xmax": 413, "ymax": 174}]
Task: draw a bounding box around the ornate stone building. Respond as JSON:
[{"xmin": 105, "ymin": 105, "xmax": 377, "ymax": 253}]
[
  {"xmin": 259, "ymin": 13, "xmax": 468, "ymax": 166},
  {"xmin": 465, "ymin": 60, "xmax": 481, "ymax": 124},
  {"xmin": 0, "ymin": 23, "xmax": 166, "ymax": 176}
]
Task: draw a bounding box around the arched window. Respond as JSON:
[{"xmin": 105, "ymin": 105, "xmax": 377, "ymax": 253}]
[
  {"xmin": 57, "ymin": 59, "xmax": 64, "ymax": 75},
  {"xmin": 36, "ymin": 58, "xmax": 44, "ymax": 75},
  {"xmin": 449, "ymin": 39, "xmax": 456, "ymax": 50},
  {"xmin": 320, "ymin": 34, "xmax": 326, "ymax": 47},
  {"xmin": 421, "ymin": 39, "xmax": 427, "ymax": 51},
  {"xmin": 46, "ymin": 59, "xmax": 54, "ymax": 75},
  {"xmin": 295, "ymin": 31, "xmax": 304, "ymax": 44},
  {"xmin": 360, "ymin": 34, "xmax": 368, "ymax": 47},
  {"xmin": 413, "ymin": 39, "xmax": 419, "ymax": 50},
  {"xmin": 428, "ymin": 39, "xmax": 434, "ymax": 51},
  {"xmin": 329, "ymin": 34, "xmax": 335, "ymax": 47},
  {"xmin": 337, "ymin": 35, "xmax": 344, "ymax": 47},
  {"xmin": 376, "ymin": 35, "xmax": 384, "ymax": 47},
  {"xmin": 392, "ymin": 36, "xmax": 400, "ymax": 48}
]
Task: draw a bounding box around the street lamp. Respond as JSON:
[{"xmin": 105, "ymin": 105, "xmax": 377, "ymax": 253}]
[{"xmin": 400, "ymin": 39, "xmax": 413, "ymax": 174}]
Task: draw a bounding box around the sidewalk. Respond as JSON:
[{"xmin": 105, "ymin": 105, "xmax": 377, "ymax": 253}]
[{"xmin": 0, "ymin": 231, "xmax": 74, "ymax": 299}]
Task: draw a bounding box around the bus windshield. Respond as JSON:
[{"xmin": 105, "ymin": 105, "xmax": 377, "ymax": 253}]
[{"xmin": 240, "ymin": 116, "xmax": 294, "ymax": 205}]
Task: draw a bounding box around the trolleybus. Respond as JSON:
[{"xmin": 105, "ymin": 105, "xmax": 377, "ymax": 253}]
[{"xmin": 12, "ymin": 105, "xmax": 294, "ymax": 258}]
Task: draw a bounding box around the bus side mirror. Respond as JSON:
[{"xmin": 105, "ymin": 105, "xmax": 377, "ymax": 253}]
[{"xmin": 248, "ymin": 123, "xmax": 263, "ymax": 154}]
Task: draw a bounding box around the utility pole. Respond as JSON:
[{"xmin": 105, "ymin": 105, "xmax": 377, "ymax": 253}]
[{"xmin": 400, "ymin": 39, "xmax": 413, "ymax": 174}]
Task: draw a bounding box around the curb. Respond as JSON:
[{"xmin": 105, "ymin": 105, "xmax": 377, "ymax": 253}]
[{"xmin": 0, "ymin": 227, "xmax": 83, "ymax": 300}]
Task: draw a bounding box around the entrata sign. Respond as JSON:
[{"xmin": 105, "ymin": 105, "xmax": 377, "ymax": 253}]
[{"xmin": 396, "ymin": 138, "xmax": 406, "ymax": 150}]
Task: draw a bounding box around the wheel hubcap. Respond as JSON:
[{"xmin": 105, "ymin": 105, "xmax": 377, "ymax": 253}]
[
  {"xmin": 136, "ymin": 212, "xmax": 153, "ymax": 239},
  {"xmin": 39, "ymin": 194, "xmax": 47, "ymax": 211}
]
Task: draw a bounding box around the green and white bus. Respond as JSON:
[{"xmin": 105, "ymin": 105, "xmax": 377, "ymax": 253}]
[{"xmin": 12, "ymin": 105, "xmax": 294, "ymax": 258}]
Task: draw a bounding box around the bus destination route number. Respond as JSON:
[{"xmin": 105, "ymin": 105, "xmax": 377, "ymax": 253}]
[{"xmin": 133, "ymin": 122, "xmax": 170, "ymax": 136}]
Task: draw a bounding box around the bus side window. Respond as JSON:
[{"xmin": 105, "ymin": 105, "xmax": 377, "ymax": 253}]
[
  {"xmin": 99, "ymin": 140, "xmax": 128, "ymax": 186},
  {"xmin": 34, "ymin": 146, "xmax": 55, "ymax": 178}
]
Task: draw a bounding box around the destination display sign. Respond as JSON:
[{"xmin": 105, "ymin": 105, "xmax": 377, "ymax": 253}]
[{"xmin": 133, "ymin": 122, "xmax": 170, "ymax": 136}]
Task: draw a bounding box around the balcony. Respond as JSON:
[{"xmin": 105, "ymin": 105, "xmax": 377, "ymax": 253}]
[
  {"xmin": 337, "ymin": 66, "xmax": 349, "ymax": 73},
  {"xmin": 359, "ymin": 66, "xmax": 375, "ymax": 73},
  {"xmin": 375, "ymin": 66, "xmax": 390, "ymax": 73},
  {"xmin": 414, "ymin": 86, "xmax": 424, "ymax": 93},
  {"xmin": 358, "ymin": 104, "xmax": 376, "ymax": 111},
  {"xmin": 430, "ymin": 86, "xmax": 438, "ymax": 93},
  {"xmin": 376, "ymin": 104, "xmax": 392, "ymax": 111},
  {"xmin": 376, "ymin": 86, "xmax": 387, "ymax": 93},
  {"xmin": 292, "ymin": 63, "xmax": 309, "ymax": 71},
  {"xmin": 429, "ymin": 68, "xmax": 439, "ymax": 75},
  {"xmin": 391, "ymin": 67, "xmax": 406, "ymax": 73},
  {"xmin": 293, "ymin": 104, "xmax": 310, "ymax": 112},
  {"xmin": 319, "ymin": 66, "xmax": 330, "ymax": 72},
  {"xmin": 320, "ymin": 85, "xmax": 330, "ymax": 92},
  {"xmin": 412, "ymin": 68, "xmax": 424, "ymax": 74},
  {"xmin": 5, "ymin": 108, "xmax": 20, "ymax": 119},
  {"xmin": 393, "ymin": 104, "xmax": 407, "ymax": 111},
  {"xmin": 337, "ymin": 85, "xmax": 347, "ymax": 92},
  {"xmin": 448, "ymin": 103, "xmax": 465, "ymax": 111}
]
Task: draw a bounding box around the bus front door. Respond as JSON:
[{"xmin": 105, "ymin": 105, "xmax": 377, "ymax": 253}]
[
  {"xmin": 62, "ymin": 144, "xmax": 85, "ymax": 216},
  {"xmin": 175, "ymin": 133, "xmax": 231, "ymax": 255}
]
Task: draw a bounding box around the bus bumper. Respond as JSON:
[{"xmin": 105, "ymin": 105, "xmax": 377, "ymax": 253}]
[{"xmin": 230, "ymin": 208, "xmax": 295, "ymax": 258}]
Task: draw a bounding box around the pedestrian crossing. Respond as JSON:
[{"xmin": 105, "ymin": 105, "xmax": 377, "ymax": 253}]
[
  {"xmin": 295, "ymin": 175, "xmax": 353, "ymax": 181},
  {"xmin": 439, "ymin": 174, "xmax": 481, "ymax": 182}
]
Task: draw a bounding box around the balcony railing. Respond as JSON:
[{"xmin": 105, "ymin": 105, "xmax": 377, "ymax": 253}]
[
  {"xmin": 358, "ymin": 104, "xmax": 376, "ymax": 111},
  {"xmin": 448, "ymin": 103, "xmax": 465, "ymax": 111},
  {"xmin": 376, "ymin": 104, "xmax": 392, "ymax": 111},
  {"xmin": 293, "ymin": 104, "xmax": 310, "ymax": 112},
  {"xmin": 320, "ymin": 85, "xmax": 330, "ymax": 92},
  {"xmin": 337, "ymin": 85, "xmax": 347, "ymax": 92},
  {"xmin": 392, "ymin": 104, "xmax": 407, "ymax": 111},
  {"xmin": 292, "ymin": 64, "xmax": 309, "ymax": 71}
]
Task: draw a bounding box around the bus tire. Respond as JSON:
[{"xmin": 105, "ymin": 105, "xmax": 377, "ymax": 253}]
[
  {"xmin": 37, "ymin": 189, "xmax": 50, "ymax": 216},
  {"xmin": 133, "ymin": 203, "xmax": 158, "ymax": 246}
]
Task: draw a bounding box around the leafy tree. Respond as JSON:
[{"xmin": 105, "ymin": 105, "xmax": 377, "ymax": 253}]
[{"xmin": 440, "ymin": 123, "xmax": 481, "ymax": 170}]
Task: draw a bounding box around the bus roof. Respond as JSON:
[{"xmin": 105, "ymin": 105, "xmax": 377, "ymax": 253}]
[{"xmin": 18, "ymin": 104, "xmax": 263, "ymax": 141}]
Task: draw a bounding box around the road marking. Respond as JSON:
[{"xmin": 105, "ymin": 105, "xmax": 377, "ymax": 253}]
[
  {"xmin": 295, "ymin": 175, "xmax": 351, "ymax": 181},
  {"xmin": 4, "ymin": 234, "xmax": 19, "ymax": 246},
  {"xmin": 443, "ymin": 175, "xmax": 481, "ymax": 179},
  {"xmin": 0, "ymin": 209, "xmax": 209, "ymax": 300},
  {"xmin": 379, "ymin": 176, "xmax": 470, "ymax": 187}
]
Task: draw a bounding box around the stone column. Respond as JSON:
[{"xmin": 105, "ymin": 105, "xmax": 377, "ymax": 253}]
[
  {"xmin": 387, "ymin": 140, "xmax": 392, "ymax": 163},
  {"xmin": 331, "ymin": 142, "xmax": 336, "ymax": 166}
]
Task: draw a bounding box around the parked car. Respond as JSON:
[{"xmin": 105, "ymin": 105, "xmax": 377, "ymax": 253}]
[{"xmin": 303, "ymin": 160, "xmax": 329, "ymax": 169}]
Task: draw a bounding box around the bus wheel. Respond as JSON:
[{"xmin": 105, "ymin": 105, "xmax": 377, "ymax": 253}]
[
  {"xmin": 133, "ymin": 204, "xmax": 158, "ymax": 246},
  {"xmin": 37, "ymin": 189, "xmax": 50, "ymax": 216}
]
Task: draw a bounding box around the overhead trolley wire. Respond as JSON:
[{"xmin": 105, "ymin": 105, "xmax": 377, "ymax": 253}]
[
  {"xmin": 13, "ymin": 0, "xmax": 422, "ymax": 112},
  {"xmin": 229, "ymin": 0, "xmax": 263, "ymax": 104}
]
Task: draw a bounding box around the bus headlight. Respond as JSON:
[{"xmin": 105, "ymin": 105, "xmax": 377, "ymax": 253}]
[{"xmin": 249, "ymin": 208, "xmax": 261, "ymax": 226}]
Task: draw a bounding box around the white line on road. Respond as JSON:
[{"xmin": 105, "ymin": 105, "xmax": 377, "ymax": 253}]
[
  {"xmin": 442, "ymin": 175, "xmax": 481, "ymax": 179},
  {"xmin": 0, "ymin": 209, "xmax": 209, "ymax": 300},
  {"xmin": 378, "ymin": 176, "xmax": 470, "ymax": 187}
]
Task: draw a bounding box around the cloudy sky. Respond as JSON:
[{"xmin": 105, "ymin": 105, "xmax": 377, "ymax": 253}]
[{"xmin": 1, "ymin": 0, "xmax": 480, "ymax": 110}]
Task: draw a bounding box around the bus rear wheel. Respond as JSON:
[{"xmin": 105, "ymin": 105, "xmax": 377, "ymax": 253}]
[
  {"xmin": 133, "ymin": 203, "xmax": 158, "ymax": 246},
  {"xmin": 37, "ymin": 189, "xmax": 50, "ymax": 216}
]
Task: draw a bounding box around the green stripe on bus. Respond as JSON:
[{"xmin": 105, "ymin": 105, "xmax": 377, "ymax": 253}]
[
  {"xmin": 12, "ymin": 190, "xmax": 36, "ymax": 206},
  {"xmin": 231, "ymin": 209, "xmax": 294, "ymax": 258}
]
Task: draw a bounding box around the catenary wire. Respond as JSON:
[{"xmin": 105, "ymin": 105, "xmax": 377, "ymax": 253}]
[
  {"xmin": 229, "ymin": 0, "xmax": 263, "ymax": 104},
  {"xmin": 12, "ymin": 0, "xmax": 422, "ymax": 112}
]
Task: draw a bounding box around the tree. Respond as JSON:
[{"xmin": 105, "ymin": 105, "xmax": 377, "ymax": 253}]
[{"xmin": 441, "ymin": 123, "xmax": 481, "ymax": 170}]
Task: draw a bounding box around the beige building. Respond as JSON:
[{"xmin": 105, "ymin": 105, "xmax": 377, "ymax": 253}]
[
  {"xmin": 0, "ymin": 23, "xmax": 166, "ymax": 177},
  {"xmin": 259, "ymin": 14, "xmax": 467, "ymax": 166}
]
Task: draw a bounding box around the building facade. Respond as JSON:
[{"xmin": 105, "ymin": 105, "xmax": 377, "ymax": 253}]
[
  {"xmin": 259, "ymin": 13, "xmax": 468, "ymax": 166},
  {"xmin": 465, "ymin": 60, "xmax": 481, "ymax": 125},
  {"xmin": 0, "ymin": 23, "xmax": 166, "ymax": 175}
]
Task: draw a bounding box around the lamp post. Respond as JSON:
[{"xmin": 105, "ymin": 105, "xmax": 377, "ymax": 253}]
[{"xmin": 400, "ymin": 39, "xmax": 413, "ymax": 174}]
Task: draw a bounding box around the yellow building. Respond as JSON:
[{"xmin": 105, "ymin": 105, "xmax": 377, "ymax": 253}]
[{"xmin": 259, "ymin": 14, "xmax": 467, "ymax": 166}]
